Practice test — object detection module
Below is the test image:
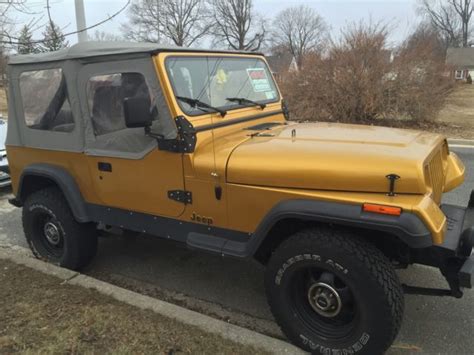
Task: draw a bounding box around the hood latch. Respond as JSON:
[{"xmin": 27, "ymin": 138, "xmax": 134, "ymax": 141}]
[{"xmin": 386, "ymin": 174, "xmax": 400, "ymax": 197}]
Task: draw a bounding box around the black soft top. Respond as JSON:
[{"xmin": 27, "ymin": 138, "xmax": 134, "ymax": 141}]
[{"xmin": 8, "ymin": 41, "xmax": 263, "ymax": 65}]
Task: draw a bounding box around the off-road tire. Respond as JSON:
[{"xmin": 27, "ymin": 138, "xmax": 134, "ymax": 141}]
[
  {"xmin": 22, "ymin": 187, "xmax": 98, "ymax": 270},
  {"xmin": 265, "ymin": 227, "xmax": 404, "ymax": 355}
]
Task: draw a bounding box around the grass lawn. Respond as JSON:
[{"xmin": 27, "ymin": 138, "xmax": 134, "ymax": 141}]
[
  {"xmin": 0, "ymin": 259, "xmax": 268, "ymax": 354},
  {"xmin": 436, "ymin": 84, "xmax": 474, "ymax": 138}
]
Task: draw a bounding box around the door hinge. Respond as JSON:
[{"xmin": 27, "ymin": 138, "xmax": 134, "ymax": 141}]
[{"xmin": 168, "ymin": 190, "xmax": 192, "ymax": 204}]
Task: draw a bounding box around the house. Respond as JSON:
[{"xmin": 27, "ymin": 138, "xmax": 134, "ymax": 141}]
[
  {"xmin": 266, "ymin": 53, "xmax": 298, "ymax": 80},
  {"xmin": 446, "ymin": 47, "xmax": 474, "ymax": 81}
]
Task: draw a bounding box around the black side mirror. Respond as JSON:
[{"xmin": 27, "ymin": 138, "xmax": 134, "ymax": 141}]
[{"xmin": 123, "ymin": 97, "xmax": 152, "ymax": 128}]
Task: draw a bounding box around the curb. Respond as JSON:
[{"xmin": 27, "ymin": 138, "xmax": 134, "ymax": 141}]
[{"xmin": 0, "ymin": 247, "xmax": 305, "ymax": 355}]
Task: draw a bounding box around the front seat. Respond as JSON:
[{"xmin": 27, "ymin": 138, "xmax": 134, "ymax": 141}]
[{"xmin": 91, "ymin": 86, "xmax": 126, "ymax": 136}]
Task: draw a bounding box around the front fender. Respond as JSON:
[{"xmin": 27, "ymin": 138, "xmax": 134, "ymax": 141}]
[
  {"xmin": 444, "ymin": 152, "xmax": 466, "ymax": 193},
  {"xmin": 245, "ymin": 199, "xmax": 433, "ymax": 256}
]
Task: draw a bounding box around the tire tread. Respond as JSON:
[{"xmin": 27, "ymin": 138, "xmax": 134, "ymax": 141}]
[
  {"xmin": 22, "ymin": 187, "xmax": 97, "ymax": 270},
  {"xmin": 266, "ymin": 227, "xmax": 404, "ymax": 353}
]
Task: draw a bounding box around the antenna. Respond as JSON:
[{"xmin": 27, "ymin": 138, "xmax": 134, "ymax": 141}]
[{"xmin": 207, "ymin": 57, "xmax": 220, "ymax": 188}]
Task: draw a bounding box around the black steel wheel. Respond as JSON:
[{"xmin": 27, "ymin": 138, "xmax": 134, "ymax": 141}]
[
  {"xmin": 290, "ymin": 267, "xmax": 358, "ymax": 342},
  {"xmin": 265, "ymin": 227, "xmax": 404, "ymax": 355},
  {"xmin": 31, "ymin": 211, "xmax": 65, "ymax": 259},
  {"xmin": 22, "ymin": 187, "xmax": 98, "ymax": 270}
]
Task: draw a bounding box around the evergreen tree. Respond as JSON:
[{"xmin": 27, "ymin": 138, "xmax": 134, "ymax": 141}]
[
  {"xmin": 42, "ymin": 21, "xmax": 69, "ymax": 52},
  {"xmin": 17, "ymin": 25, "xmax": 38, "ymax": 54}
]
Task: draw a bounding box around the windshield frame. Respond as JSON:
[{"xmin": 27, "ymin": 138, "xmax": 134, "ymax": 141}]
[{"xmin": 164, "ymin": 55, "xmax": 281, "ymax": 117}]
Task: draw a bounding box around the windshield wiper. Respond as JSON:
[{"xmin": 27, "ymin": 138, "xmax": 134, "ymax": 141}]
[
  {"xmin": 176, "ymin": 96, "xmax": 227, "ymax": 117},
  {"xmin": 226, "ymin": 97, "xmax": 266, "ymax": 110}
]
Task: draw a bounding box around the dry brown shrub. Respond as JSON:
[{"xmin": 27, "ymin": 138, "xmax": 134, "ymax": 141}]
[{"xmin": 279, "ymin": 22, "xmax": 454, "ymax": 124}]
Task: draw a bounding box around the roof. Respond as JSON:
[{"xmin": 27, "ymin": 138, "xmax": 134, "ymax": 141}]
[
  {"xmin": 8, "ymin": 41, "xmax": 262, "ymax": 65},
  {"xmin": 446, "ymin": 47, "xmax": 474, "ymax": 68},
  {"xmin": 266, "ymin": 53, "xmax": 295, "ymax": 73}
]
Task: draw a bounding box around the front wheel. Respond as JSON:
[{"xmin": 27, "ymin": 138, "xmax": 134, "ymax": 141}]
[
  {"xmin": 265, "ymin": 228, "xmax": 404, "ymax": 354},
  {"xmin": 22, "ymin": 187, "xmax": 98, "ymax": 270}
]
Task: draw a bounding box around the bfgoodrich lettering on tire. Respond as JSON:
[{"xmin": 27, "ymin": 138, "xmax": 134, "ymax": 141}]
[
  {"xmin": 265, "ymin": 227, "xmax": 404, "ymax": 354},
  {"xmin": 22, "ymin": 187, "xmax": 98, "ymax": 271}
]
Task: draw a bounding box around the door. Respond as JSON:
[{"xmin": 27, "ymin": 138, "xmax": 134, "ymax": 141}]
[{"xmin": 78, "ymin": 59, "xmax": 184, "ymax": 217}]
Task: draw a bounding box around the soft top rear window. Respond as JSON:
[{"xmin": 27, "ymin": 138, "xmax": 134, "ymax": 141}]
[{"xmin": 19, "ymin": 68, "xmax": 74, "ymax": 133}]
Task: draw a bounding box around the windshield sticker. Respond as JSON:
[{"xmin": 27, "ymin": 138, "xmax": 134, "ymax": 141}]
[
  {"xmin": 265, "ymin": 91, "xmax": 276, "ymax": 100},
  {"xmin": 247, "ymin": 68, "xmax": 271, "ymax": 92}
]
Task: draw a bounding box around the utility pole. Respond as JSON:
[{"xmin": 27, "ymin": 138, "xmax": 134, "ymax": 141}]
[{"xmin": 75, "ymin": 0, "xmax": 88, "ymax": 42}]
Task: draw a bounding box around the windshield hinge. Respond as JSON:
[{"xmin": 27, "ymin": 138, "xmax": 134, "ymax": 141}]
[
  {"xmin": 157, "ymin": 116, "xmax": 197, "ymax": 153},
  {"xmin": 282, "ymin": 100, "xmax": 290, "ymax": 120},
  {"xmin": 168, "ymin": 190, "xmax": 192, "ymax": 204}
]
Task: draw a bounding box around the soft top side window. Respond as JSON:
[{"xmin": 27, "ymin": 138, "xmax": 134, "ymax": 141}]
[
  {"xmin": 87, "ymin": 72, "xmax": 153, "ymax": 136},
  {"xmin": 19, "ymin": 68, "xmax": 75, "ymax": 133}
]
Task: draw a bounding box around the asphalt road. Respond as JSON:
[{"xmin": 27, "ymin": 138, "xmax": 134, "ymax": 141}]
[{"xmin": 1, "ymin": 146, "xmax": 473, "ymax": 354}]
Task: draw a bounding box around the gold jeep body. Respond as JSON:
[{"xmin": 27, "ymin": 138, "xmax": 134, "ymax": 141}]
[{"xmin": 5, "ymin": 42, "xmax": 474, "ymax": 354}]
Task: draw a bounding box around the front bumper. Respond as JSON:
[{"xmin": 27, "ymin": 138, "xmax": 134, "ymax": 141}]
[
  {"xmin": 457, "ymin": 194, "xmax": 474, "ymax": 289},
  {"xmin": 409, "ymin": 199, "xmax": 474, "ymax": 297},
  {"xmin": 440, "ymin": 203, "xmax": 474, "ymax": 289}
]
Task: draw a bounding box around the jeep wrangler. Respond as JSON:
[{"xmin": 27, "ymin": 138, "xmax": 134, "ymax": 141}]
[{"xmin": 5, "ymin": 42, "xmax": 474, "ymax": 354}]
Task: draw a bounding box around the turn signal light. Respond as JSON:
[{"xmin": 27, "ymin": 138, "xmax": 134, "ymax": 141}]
[{"xmin": 363, "ymin": 204, "xmax": 402, "ymax": 216}]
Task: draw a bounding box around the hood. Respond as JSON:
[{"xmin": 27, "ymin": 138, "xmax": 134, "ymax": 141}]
[
  {"xmin": 0, "ymin": 120, "xmax": 6, "ymax": 151},
  {"xmin": 227, "ymin": 122, "xmax": 445, "ymax": 194}
]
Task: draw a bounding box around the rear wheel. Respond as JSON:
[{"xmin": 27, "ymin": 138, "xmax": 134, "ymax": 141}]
[
  {"xmin": 265, "ymin": 227, "xmax": 404, "ymax": 354},
  {"xmin": 22, "ymin": 187, "xmax": 98, "ymax": 270}
]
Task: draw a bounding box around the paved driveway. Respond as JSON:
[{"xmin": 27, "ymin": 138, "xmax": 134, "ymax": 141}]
[{"xmin": 1, "ymin": 146, "xmax": 473, "ymax": 354}]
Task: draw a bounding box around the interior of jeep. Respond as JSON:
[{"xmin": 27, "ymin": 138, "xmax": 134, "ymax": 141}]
[
  {"xmin": 37, "ymin": 76, "xmax": 75, "ymax": 132},
  {"xmin": 89, "ymin": 73, "xmax": 151, "ymax": 136}
]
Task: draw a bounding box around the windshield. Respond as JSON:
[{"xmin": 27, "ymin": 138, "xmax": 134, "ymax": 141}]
[{"xmin": 165, "ymin": 56, "xmax": 279, "ymax": 116}]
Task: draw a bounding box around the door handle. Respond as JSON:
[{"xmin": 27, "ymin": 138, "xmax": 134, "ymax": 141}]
[{"xmin": 98, "ymin": 162, "xmax": 112, "ymax": 172}]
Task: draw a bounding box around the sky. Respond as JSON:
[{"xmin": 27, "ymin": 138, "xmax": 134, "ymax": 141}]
[{"xmin": 12, "ymin": 0, "xmax": 421, "ymax": 48}]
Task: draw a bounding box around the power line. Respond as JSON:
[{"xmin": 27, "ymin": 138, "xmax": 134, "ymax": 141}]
[{"xmin": 1, "ymin": 0, "xmax": 130, "ymax": 46}]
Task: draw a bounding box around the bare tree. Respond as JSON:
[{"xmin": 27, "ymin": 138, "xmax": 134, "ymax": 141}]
[
  {"xmin": 1, "ymin": 0, "xmax": 130, "ymax": 49},
  {"xmin": 89, "ymin": 30, "xmax": 123, "ymax": 42},
  {"xmin": 1, "ymin": 1, "xmax": 39, "ymax": 40},
  {"xmin": 161, "ymin": 0, "xmax": 212, "ymax": 46},
  {"xmin": 210, "ymin": 0, "xmax": 265, "ymax": 51},
  {"xmin": 273, "ymin": 5, "xmax": 327, "ymax": 68},
  {"xmin": 0, "ymin": 0, "xmax": 29, "ymax": 25},
  {"xmin": 419, "ymin": 0, "xmax": 474, "ymax": 47},
  {"xmin": 122, "ymin": 0, "xmax": 211, "ymax": 46},
  {"xmin": 452, "ymin": 0, "xmax": 474, "ymax": 46},
  {"xmin": 403, "ymin": 21, "xmax": 447, "ymax": 58},
  {"xmin": 122, "ymin": 0, "xmax": 166, "ymax": 43},
  {"xmin": 1, "ymin": 1, "xmax": 31, "ymax": 86},
  {"xmin": 0, "ymin": 36, "xmax": 7, "ymax": 86},
  {"xmin": 280, "ymin": 22, "xmax": 453, "ymax": 124}
]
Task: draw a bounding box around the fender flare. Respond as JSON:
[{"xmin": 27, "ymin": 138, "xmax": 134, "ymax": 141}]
[
  {"xmin": 15, "ymin": 163, "xmax": 90, "ymax": 223},
  {"xmin": 245, "ymin": 199, "xmax": 433, "ymax": 255}
]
